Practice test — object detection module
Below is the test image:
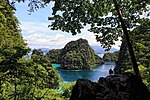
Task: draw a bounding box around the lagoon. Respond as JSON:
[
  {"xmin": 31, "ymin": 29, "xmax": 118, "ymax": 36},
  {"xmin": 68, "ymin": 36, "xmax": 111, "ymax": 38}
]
[{"xmin": 52, "ymin": 62, "xmax": 115, "ymax": 82}]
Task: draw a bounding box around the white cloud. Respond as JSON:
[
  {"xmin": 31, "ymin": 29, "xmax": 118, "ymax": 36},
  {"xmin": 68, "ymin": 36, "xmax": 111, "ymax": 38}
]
[
  {"xmin": 113, "ymin": 39, "xmax": 122, "ymax": 49},
  {"xmin": 24, "ymin": 33, "xmax": 67, "ymax": 49},
  {"xmin": 21, "ymin": 21, "xmax": 121, "ymax": 50},
  {"xmin": 20, "ymin": 22, "xmax": 50, "ymax": 34}
]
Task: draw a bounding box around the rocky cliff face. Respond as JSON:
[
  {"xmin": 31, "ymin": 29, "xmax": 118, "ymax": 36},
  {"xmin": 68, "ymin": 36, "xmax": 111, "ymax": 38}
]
[
  {"xmin": 60, "ymin": 38, "xmax": 103, "ymax": 70},
  {"xmin": 46, "ymin": 38, "xmax": 104, "ymax": 70},
  {"xmin": 103, "ymin": 51, "xmax": 119, "ymax": 62},
  {"xmin": 70, "ymin": 73, "xmax": 150, "ymax": 100}
]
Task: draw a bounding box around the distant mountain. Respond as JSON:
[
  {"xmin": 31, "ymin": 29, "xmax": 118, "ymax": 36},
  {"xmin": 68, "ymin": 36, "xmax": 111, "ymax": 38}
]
[
  {"xmin": 103, "ymin": 51, "xmax": 119, "ymax": 62},
  {"xmin": 109, "ymin": 48, "xmax": 119, "ymax": 52},
  {"xmin": 91, "ymin": 45, "xmax": 105, "ymax": 54},
  {"xmin": 91, "ymin": 45, "xmax": 119, "ymax": 54}
]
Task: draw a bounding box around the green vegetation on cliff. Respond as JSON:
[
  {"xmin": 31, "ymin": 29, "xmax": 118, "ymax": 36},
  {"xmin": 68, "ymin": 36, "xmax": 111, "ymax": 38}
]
[
  {"xmin": 60, "ymin": 38, "xmax": 100, "ymax": 70},
  {"xmin": 46, "ymin": 49, "xmax": 61, "ymax": 63},
  {"xmin": 31, "ymin": 49, "xmax": 61, "ymax": 88},
  {"xmin": 0, "ymin": 1, "xmax": 62, "ymax": 99},
  {"xmin": 115, "ymin": 19, "xmax": 150, "ymax": 72},
  {"xmin": 103, "ymin": 51, "xmax": 119, "ymax": 62},
  {"xmin": 46, "ymin": 38, "xmax": 104, "ymax": 70}
]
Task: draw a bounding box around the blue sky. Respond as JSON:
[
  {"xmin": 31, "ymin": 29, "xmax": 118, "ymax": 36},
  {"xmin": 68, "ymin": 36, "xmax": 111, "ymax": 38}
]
[{"xmin": 15, "ymin": 2, "xmax": 121, "ymax": 50}]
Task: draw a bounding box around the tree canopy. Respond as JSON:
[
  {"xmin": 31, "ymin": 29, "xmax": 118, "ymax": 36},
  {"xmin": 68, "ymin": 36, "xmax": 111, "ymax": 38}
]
[
  {"xmin": 0, "ymin": 1, "xmax": 62, "ymax": 99},
  {"xmin": 0, "ymin": 0, "xmax": 30, "ymax": 79},
  {"xmin": 11, "ymin": 0, "xmax": 149, "ymax": 49}
]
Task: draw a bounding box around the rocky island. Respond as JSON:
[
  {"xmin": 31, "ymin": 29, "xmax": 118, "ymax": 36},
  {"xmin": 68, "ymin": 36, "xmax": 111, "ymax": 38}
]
[
  {"xmin": 103, "ymin": 51, "xmax": 119, "ymax": 62},
  {"xmin": 46, "ymin": 38, "xmax": 104, "ymax": 70}
]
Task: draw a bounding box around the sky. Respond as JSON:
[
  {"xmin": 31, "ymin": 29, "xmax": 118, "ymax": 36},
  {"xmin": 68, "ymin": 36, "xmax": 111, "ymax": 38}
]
[{"xmin": 15, "ymin": 2, "xmax": 121, "ymax": 50}]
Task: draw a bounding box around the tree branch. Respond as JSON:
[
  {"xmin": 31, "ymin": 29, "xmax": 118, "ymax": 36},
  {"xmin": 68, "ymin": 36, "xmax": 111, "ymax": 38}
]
[{"xmin": 5, "ymin": 0, "xmax": 16, "ymax": 10}]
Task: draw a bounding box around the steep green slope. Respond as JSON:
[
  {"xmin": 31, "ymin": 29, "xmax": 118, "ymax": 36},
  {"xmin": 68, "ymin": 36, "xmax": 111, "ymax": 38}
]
[
  {"xmin": 46, "ymin": 38, "xmax": 104, "ymax": 70},
  {"xmin": 114, "ymin": 19, "xmax": 150, "ymax": 90},
  {"xmin": 46, "ymin": 49, "xmax": 61, "ymax": 63},
  {"xmin": 103, "ymin": 51, "xmax": 119, "ymax": 62}
]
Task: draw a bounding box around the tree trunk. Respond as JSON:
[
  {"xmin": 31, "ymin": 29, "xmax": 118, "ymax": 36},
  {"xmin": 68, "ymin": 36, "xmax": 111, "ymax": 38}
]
[
  {"xmin": 113, "ymin": 0, "xmax": 141, "ymax": 79},
  {"xmin": 14, "ymin": 70, "xmax": 17, "ymax": 100}
]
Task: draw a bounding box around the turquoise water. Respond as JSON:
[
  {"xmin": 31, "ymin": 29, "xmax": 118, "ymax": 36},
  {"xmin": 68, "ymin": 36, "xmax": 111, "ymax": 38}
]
[
  {"xmin": 52, "ymin": 62, "xmax": 115, "ymax": 82},
  {"xmin": 53, "ymin": 63, "xmax": 61, "ymax": 69}
]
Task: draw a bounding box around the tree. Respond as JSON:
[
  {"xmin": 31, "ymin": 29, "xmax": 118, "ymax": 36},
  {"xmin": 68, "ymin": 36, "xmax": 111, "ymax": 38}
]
[
  {"xmin": 0, "ymin": 1, "xmax": 60, "ymax": 99},
  {"xmin": 12, "ymin": 0, "xmax": 150, "ymax": 78},
  {"xmin": 0, "ymin": 0, "xmax": 30, "ymax": 99},
  {"xmin": 31, "ymin": 49, "xmax": 61, "ymax": 89}
]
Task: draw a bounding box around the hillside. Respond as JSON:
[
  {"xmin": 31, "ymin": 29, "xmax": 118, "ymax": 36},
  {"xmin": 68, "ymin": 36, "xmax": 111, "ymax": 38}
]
[
  {"xmin": 91, "ymin": 45, "xmax": 118, "ymax": 54},
  {"xmin": 46, "ymin": 38, "xmax": 104, "ymax": 70},
  {"xmin": 46, "ymin": 49, "xmax": 62, "ymax": 63},
  {"xmin": 103, "ymin": 51, "xmax": 119, "ymax": 62}
]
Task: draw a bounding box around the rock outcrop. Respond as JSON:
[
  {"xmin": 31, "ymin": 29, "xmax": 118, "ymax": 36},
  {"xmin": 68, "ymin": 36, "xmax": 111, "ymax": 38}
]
[
  {"xmin": 60, "ymin": 38, "xmax": 104, "ymax": 70},
  {"xmin": 70, "ymin": 73, "xmax": 150, "ymax": 100},
  {"xmin": 46, "ymin": 38, "xmax": 104, "ymax": 70},
  {"xmin": 103, "ymin": 51, "xmax": 119, "ymax": 62}
]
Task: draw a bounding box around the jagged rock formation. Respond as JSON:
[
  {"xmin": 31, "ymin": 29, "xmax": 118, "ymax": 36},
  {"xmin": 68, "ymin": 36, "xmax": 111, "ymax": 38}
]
[
  {"xmin": 114, "ymin": 38, "xmax": 129, "ymax": 74},
  {"xmin": 46, "ymin": 38, "xmax": 104, "ymax": 70},
  {"xmin": 103, "ymin": 51, "xmax": 119, "ymax": 62},
  {"xmin": 70, "ymin": 73, "xmax": 150, "ymax": 100},
  {"xmin": 114, "ymin": 20, "xmax": 150, "ymax": 74},
  {"xmin": 60, "ymin": 38, "xmax": 103, "ymax": 70}
]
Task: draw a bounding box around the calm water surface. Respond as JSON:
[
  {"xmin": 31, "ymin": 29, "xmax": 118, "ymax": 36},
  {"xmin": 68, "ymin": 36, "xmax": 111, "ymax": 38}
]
[{"xmin": 52, "ymin": 62, "xmax": 115, "ymax": 82}]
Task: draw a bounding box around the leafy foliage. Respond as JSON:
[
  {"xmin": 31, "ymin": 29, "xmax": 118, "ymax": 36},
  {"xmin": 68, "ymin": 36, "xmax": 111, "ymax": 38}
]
[
  {"xmin": 117, "ymin": 19, "xmax": 150, "ymax": 90},
  {"xmin": 117, "ymin": 19, "xmax": 150, "ymax": 72},
  {"xmin": 31, "ymin": 49, "xmax": 61, "ymax": 88},
  {"xmin": 46, "ymin": 49, "xmax": 62, "ymax": 63},
  {"xmin": 46, "ymin": 0, "xmax": 149, "ymax": 50},
  {"xmin": 11, "ymin": 0, "xmax": 150, "ymax": 50},
  {"xmin": 0, "ymin": 1, "xmax": 30, "ymax": 99},
  {"xmin": 0, "ymin": 1, "xmax": 66, "ymax": 99},
  {"xmin": 131, "ymin": 19, "xmax": 150, "ymax": 68},
  {"xmin": 0, "ymin": 0, "xmax": 30, "ymax": 74}
]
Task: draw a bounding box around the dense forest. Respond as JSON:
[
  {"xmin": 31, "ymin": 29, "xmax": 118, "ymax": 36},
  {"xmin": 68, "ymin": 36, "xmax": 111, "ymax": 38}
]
[
  {"xmin": 0, "ymin": 0, "xmax": 150, "ymax": 100},
  {"xmin": 0, "ymin": 0, "xmax": 74, "ymax": 99}
]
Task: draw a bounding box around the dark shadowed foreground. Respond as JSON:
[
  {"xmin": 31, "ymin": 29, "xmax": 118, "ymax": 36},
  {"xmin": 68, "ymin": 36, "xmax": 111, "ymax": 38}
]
[{"xmin": 70, "ymin": 73, "xmax": 150, "ymax": 100}]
